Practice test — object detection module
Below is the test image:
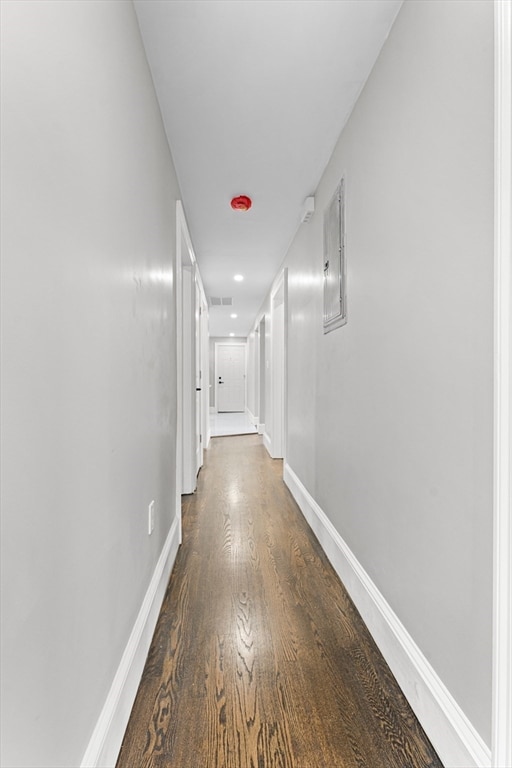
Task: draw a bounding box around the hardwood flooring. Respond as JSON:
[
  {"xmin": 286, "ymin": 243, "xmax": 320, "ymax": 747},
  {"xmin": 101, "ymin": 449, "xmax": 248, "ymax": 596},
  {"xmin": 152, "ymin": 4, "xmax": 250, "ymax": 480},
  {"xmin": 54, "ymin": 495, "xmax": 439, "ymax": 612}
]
[{"xmin": 116, "ymin": 435, "xmax": 443, "ymax": 768}]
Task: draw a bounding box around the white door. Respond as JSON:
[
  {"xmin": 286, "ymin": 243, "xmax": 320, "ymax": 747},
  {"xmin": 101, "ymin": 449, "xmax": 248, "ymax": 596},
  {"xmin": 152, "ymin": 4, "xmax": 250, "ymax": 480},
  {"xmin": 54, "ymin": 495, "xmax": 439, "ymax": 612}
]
[
  {"xmin": 216, "ymin": 344, "xmax": 246, "ymax": 412},
  {"xmin": 200, "ymin": 297, "xmax": 210, "ymax": 450},
  {"xmin": 181, "ymin": 266, "xmax": 196, "ymax": 494},
  {"xmin": 195, "ymin": 281, "xmax": 202, "ymax": 476}
]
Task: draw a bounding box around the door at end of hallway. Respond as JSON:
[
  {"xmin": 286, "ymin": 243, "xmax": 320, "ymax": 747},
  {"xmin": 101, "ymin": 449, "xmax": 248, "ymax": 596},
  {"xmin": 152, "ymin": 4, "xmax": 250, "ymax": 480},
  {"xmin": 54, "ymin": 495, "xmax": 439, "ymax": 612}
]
[{"xmin": 215, "ymin": 343, "xmax": 246, "ymax": 412}]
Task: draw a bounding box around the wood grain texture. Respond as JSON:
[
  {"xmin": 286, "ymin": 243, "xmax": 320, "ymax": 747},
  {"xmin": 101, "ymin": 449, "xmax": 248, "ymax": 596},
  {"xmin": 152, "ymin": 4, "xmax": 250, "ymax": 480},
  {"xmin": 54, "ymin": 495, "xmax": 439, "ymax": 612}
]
[{"xmin": 116, "ymin": 435, "xmax": 443, "ymax": 768}]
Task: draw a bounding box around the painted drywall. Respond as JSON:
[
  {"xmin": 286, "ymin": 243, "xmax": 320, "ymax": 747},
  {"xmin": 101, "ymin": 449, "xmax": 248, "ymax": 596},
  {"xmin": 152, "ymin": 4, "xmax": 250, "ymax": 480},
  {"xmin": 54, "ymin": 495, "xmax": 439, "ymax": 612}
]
[
  {"xmin": 258, "ymin": 0, "xmax": 494, "ymax": 747},
  {"xmin": 0, "ymin": 2, "xmax": 181, "ymax": 766}
]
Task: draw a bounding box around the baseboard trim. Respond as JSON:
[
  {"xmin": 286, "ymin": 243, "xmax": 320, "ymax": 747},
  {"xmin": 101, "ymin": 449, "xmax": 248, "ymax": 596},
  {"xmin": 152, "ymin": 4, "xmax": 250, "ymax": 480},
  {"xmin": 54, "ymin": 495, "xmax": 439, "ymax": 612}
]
[
  {"xmin": 246, "ymin": 407, "xmax": 258, "ymax": 427},
  {"xmin": 283, "ymin": 463, "xmax": 491, "ymax": 768},
  {"xmin": 257, "ymin": 422, "xmax": 265, "ymax": 435},
  {"xmin": 80, "ymin": 517, "xmax": 180, "ymax": 768},
  {"xmin": 263, "ymin": 431, "xmax": 271, "ymax": 456}
]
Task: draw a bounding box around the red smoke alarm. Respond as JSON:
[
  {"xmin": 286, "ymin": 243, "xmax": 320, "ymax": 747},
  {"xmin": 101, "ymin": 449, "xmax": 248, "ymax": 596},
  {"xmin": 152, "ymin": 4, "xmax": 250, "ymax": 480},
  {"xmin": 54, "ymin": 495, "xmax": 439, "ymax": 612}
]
[{"xmin": 231, "ymin": 195, "xmax": 252, "ymax": 211}]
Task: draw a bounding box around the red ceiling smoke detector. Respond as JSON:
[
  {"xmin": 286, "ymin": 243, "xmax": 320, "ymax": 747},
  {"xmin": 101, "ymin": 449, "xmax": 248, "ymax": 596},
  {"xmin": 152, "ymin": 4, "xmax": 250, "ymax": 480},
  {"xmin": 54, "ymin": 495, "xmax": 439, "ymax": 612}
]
[{"xmin": 231, "ymin": 195, "xmax": 252, "ymax": 211}]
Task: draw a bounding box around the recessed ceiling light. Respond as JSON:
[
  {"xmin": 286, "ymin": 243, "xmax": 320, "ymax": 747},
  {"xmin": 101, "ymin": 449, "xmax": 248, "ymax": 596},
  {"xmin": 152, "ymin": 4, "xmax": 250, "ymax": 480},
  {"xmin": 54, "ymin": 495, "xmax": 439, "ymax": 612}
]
[
  {"xmin": 229, "ymin": 332, "xmax": 235, "ymax": 337},
  {"xmin": 230, "ymin": 313, "xmax": 238, "ymax": 319},
  {"xmin": 234, "ymin": 274, "xmax": 244, "ymax": 282}
]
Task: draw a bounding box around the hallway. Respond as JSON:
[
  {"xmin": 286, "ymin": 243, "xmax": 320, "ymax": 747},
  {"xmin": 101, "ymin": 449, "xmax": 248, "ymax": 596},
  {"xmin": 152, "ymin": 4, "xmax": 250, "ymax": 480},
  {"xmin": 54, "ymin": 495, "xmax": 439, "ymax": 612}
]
[
  {"xmin": 116, "ymin": 435, "xmax": 443, "ymax": 768},
  {"xmin": 3, "ymin": 4, "xmax": 510, "ymax": 764}
]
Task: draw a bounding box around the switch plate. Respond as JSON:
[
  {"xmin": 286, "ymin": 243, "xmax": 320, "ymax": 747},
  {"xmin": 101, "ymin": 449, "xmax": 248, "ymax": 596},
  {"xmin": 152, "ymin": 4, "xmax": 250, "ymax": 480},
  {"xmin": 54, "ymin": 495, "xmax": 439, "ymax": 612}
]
[{"xmin": 148, "ymin": 500, "xmax": 155, "ymax": 535}]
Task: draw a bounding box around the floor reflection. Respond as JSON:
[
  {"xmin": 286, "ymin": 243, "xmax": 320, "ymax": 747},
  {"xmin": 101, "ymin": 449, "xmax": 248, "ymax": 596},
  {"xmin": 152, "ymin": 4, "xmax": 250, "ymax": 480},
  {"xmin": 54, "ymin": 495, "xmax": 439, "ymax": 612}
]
[{"xmin": 210, "ymin": 411, "xmax": 258, "ymax": 437}]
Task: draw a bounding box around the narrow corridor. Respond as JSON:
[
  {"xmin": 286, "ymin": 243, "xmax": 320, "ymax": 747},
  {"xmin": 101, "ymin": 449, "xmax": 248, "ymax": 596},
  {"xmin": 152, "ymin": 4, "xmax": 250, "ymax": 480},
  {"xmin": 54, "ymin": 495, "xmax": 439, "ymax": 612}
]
[{"xmin": 116, "ymin": 435, "xmax": 443, "ymax": 768}]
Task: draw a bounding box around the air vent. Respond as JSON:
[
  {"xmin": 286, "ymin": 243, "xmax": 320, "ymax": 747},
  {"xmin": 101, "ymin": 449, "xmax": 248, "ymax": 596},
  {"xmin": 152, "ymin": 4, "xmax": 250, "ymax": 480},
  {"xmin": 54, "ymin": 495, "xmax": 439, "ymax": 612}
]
[{"xmin": 209, "ymin": 297, "xmax": 233, "ymax": 307}]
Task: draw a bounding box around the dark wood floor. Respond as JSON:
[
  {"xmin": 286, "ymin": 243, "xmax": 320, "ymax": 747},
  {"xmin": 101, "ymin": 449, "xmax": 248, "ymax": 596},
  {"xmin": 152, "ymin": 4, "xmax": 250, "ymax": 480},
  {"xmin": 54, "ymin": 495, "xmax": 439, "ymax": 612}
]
[{"xmin": 116, "ymin": 435, "xmax": 443, "ymax": 768}]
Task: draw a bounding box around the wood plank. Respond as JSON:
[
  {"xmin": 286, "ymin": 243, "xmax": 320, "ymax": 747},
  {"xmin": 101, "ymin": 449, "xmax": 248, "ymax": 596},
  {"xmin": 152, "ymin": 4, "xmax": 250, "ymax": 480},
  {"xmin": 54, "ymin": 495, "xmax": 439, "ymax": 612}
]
[{"xmin": 116, "ymin": 435, "xmax": 443, "ymax": 768}]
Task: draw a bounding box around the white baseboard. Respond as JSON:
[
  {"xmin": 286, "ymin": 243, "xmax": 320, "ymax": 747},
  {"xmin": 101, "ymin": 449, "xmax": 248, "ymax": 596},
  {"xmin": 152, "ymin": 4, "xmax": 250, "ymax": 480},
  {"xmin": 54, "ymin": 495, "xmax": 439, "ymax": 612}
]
[
  {"xmin": 257, "ymin": 422, "xmax": 265, "ymax": 435},
  {"xmin": 80, "ymin": 517, "xmax": 181, "ymax": 768},
  {"xmin": 246, "ymin": 407, "xmax": 258, "ymax": 427},
  {"xmin": 263, "ymin": 431, "xmax": 271, "ymax": 456},
  {"xmin": 283, "ymin": 463, "xmax": 491, "ymax": 768}
]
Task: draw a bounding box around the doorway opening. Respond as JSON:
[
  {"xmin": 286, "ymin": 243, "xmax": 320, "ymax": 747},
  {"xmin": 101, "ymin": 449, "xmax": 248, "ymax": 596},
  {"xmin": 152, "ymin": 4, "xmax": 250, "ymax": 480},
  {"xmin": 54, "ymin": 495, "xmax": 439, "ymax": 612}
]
[
  {"xmin": 176, "ymin": 202, "xmax": 209, "ymax": 507},
  {"xmin": 210, "ymin": 341, "xmax": 257, "ymax": 437},
  {"xmin": 263, "ymin": 270, "xmax": 287, "ymax": 460}
]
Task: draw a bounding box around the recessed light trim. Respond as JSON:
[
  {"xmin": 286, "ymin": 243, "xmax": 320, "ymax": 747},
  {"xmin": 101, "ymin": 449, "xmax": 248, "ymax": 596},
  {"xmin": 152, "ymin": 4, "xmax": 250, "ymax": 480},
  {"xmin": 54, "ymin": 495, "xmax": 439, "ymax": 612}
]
[
  {"xmin": 230, "ymin": 313, "xmax": 238, "ymax": 319},
  {"xmin": 234, "ymin": 274, "xmax": 244, "ymax": 282},
  {"xmin": 229, "ymin": 332, "xmax": 235, "ymax": 337}
]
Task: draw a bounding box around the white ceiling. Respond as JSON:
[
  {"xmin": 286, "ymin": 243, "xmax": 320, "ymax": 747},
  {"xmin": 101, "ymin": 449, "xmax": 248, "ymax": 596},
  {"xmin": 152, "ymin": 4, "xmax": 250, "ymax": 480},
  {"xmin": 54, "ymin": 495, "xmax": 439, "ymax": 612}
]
[{"xmin": 134, "ymin": 0, "xmax": 402, "ymax": 337}]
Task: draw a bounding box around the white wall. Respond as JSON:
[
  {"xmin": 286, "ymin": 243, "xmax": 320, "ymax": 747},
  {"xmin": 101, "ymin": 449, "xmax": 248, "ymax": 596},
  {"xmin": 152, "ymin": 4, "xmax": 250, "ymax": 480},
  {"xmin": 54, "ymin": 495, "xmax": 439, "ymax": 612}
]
[
  {"xmin": 0, "ymin": 2, "xmax": 181, "ymax": 766},
  {"xmin": 257, "ymin": 0, "xmax": 494, "ymax": 751}
]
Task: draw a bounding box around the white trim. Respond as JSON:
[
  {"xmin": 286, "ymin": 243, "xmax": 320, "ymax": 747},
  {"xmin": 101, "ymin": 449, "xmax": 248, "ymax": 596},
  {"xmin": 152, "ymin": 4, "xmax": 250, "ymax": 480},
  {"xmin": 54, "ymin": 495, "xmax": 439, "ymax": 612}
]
[
  {"xmin": 493, "ymin": 2, "xmax": 512, "ymax": 766},
  {"xmin": 181, "ymin": 266, "xmax": 195, "ymax": 494},
  {"xmin": 177, "ymin": 202, "xmax": 206, "ymax": 496},
  {"xmin": 268, "ymin": 270, "xmax": 287, "ymax": 460},
  {"xmin": 246, "ymin": 407, "xmax": 258, "ymax": 427},
  {"xmin": 200, "ymin": 295, "xmax": 210, "ymax": 455},
  {"xmin": 257, "ymin": 422, "xmax": 265, "ymax": 436},
  {"xmin": 80, "ymin": 519, "xmax": 180, "ymax": 768},
  {"xmin": 284, "ymin": 463, "xmax": 492, "ymax": 768},
  {"xmin": 175, "ymin": 201, "xmax": 184, "ymax": 534},
  {"xmin": 263, "ymin": 431, "xmax": 272, "ymax": 456}
]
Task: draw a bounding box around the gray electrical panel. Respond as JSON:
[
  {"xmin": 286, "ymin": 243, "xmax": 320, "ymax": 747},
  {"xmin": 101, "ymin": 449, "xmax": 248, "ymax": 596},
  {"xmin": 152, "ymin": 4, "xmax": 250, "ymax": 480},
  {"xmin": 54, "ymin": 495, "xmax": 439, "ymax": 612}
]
[{"xmin": 323, "ymin": 179, "xmax": 347, "ymax": 333}]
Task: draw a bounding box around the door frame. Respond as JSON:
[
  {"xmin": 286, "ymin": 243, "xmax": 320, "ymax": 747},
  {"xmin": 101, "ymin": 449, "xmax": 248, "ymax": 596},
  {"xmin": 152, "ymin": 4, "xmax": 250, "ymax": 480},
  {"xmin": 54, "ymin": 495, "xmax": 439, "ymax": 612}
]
[
  {"xmin": 492, "ymin": 2, "xmax": 511, "ymax": 765},
  {"xmin": 251, "ymin": 324, "xmax": 260, "ymax": 429},
  {"xmin": 200, "ymin": 294, "xmax": 210, "ymax": 451},
  {"xmin": 267, "ymin": 270, "xmax": 287, "ymax": 460},
  {"xmin": 214, "ymin": 341, "xmax": 247, "ymax": 413},
  {"xmin": 194, "ymin": 279, "xmax": 202, "ymax": 476},
  {"xmin": 258, "ymin": 316, "xmax": 266, "ymax": 435},
  {"xmin": 181, "ymin": 264, "xmax": 195, "ymax": 495},
  {"xmin": 176, "ymin": 202, "xmax": 208, "ymax": 508}
]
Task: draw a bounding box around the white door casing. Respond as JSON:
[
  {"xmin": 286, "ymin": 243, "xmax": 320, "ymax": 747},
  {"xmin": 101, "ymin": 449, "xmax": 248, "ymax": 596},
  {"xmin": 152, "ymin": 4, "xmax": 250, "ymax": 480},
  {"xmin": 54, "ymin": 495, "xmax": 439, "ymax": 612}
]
[
  {"xmin": 175, "ymin": 204, "xmax": 185, "ymax": 531},
  {"xmin": 254, "ymin": 325, "xmax": 260, "ymax": 424},
  {"xmin": 176, "ymin": 201, "xmax": 208, "ymax": 499},
  {"xmin": 492, "ymin": 1, "xmax": 512, "ymax": 766},
  {"xmin": 195, "ymin": 280, "xmax": 202, "ymax": 476},
  {"xmin": 181, "ymin": 265, "xmax": 195, "ymax": 494},
  {"xmin": 259, "ymin": 316, "xmax": 266, "ymax": 434},
  {"xmin": 201, "ymin": 296, "xmax": 210, "ymax": 450},
  {"xmin": 268, "ymin": 271, "xmax": 287, "ymax": 460}
]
